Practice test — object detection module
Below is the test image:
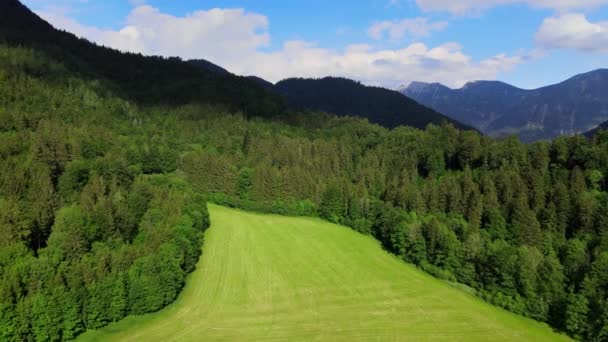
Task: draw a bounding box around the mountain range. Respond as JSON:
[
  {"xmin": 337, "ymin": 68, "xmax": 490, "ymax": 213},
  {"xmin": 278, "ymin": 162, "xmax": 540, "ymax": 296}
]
[
  {"xmin": 4, "ymin": 0, "xmax": 605, "ymax": 140},
  {"xmin": 586, "ymin": 120, "xmax": 608, "ymax": 138},
  {"xmin": 403, "ymin": 70, "xmax": 608, "ymax": 141},
  {"xmin": 274, "ymin": 77, "xmax": 472, "ymax": 130}
]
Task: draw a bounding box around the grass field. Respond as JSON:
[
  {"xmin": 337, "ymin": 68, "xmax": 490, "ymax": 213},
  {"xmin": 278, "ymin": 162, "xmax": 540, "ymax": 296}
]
[{"xmin": 79, "ymin": 204, "xmax": 570, "ymax": 341}]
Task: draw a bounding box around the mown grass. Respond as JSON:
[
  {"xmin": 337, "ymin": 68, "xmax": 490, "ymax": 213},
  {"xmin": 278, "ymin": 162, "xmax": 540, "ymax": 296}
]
[{"xmin": 79, "ymin": 204, "xmax": 570, "ymax": 341}]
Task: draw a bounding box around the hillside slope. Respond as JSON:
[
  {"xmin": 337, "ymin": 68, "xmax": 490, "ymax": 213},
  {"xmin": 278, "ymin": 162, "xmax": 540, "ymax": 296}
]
[
  {"xmin": 403, "ymin": 70, "xmax": 608, "ymax": 141},
  {"xmin": 276, "ymin": 77, "xmax": 474, "ymax": 131},
  {"xmin": 80, "ymin": 205, "xmax": 569, "ymax": 341},
  {"xmin": 586, "ymin": 120, "xmax": 608, "ymax": 138},
  {"xmin": 0, "ymin": 0, "xmax": 286, "ymax": 117}
]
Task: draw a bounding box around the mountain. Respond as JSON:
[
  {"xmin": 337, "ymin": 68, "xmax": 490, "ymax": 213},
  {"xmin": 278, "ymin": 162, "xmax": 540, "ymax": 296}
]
[
  {"xmin": 0, "ymin": 0, "xmax": 286, "ymax": 117},
  {"xmin": 0, "ymin": 0, "xmax": 468, "ymax": 132},
  {"xmin": 403, "ymin": 69, "xmax": 608, "ymax": 141},
  {"xmin": 246, "ymin": 76, "xmax": 277, "ymax": 92},
  {"xmin": 188, "ymin": 59, "xmax": 231, "ymax": 75},
  {"xmin": 586, "ymin": 120, "xmax": 608, "ymax": 138},
  {"xmin": 276, "ymin": 77, "xmax": 473, "ymax": 131}
]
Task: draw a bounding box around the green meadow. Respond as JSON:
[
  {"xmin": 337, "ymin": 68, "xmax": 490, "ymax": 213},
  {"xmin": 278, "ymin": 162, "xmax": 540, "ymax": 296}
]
[{"xmin": 79, "ymin": 204, "xmax": 569, "ymax": 341}]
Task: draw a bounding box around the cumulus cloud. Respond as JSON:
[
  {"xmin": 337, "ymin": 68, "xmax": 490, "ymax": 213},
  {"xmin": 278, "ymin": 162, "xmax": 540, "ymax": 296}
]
[
  {"xmin": 36, "ymin": 5, "xmax": 530, "ymax": 88},
  {"xmin": 415, "ymin": 0, "xmax": 608, "ymax": 14},
  {"xmin": 231, "ymin": 42, "xmax": 529, "ymax": 88},
  {"xmin": 368, "ymin": 18, "xmax": 448, "ymax": 40},
  {"xmin": 535, "ymin": 13, "xmax": 608, "ymax": 53},
  {"xmin": 37, "ymin": 5, "xmax": 270, "ymax": 64}
]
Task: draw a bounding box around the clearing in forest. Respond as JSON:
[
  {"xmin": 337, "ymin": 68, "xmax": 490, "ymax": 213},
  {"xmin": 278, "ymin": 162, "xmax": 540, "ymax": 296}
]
[{"xmin": 79, "ymin": 204, "xmax": 569, "ymax": 341}]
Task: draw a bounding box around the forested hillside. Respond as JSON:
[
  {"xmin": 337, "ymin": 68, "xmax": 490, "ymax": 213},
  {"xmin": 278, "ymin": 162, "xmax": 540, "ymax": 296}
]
[
  {"xmin": 587, "ymin": 121, "xmax": 608, "ymax": 138},
  {"xmin": 1, "ymin": 1, "xmax": 608, "ymax": 341},
  {"xmin": 0, "ymin": 46, "xmax": 211, "ymax": 340},
  {"xmin": 0, "ymin": 0, "xmax": 286, "ymax": 118},
  {"xmin": 275, "ymin": 77, "xmax": 473, "ymax": 130},
  {"xmin": 182, "ymin": 117, "xmax": 608, "ymax": 341}
]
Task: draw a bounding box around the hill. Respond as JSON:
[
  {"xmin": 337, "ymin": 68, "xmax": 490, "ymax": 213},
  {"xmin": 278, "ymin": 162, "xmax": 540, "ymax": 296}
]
[
  {"xmin": 586, "ymin": 120, "xmax": 608, "ymax": 138},
  {"xmin": 79, "ymin": 205, "xmax": 569, "ymax": 341},
  {"xmin": 188, "ymin": 59, "xmax": 231, "ymax": 76},
  {"xmin": 276, "ymin": 77, "xmax": 474, "ymax": 131},
  {"xmin": 0, "ymin": 0, "xmax": 465, "ymax": 131},
  {"xmin": 0, "ymin": 0, "xmax": 286, "ymax": 117},
  {"xmin": 403, "ymin": 69, "xmax": 608, "ymax": 141},
  {"xmin": 2, "ymin": 1, "xmax": 608, "ymax": 341}
]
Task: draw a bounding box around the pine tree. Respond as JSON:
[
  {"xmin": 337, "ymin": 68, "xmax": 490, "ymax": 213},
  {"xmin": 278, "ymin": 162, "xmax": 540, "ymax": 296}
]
[
  {"xmin": 109, "ymin": 273, "xmax": 128, "ymax": 322},
  {"xmin": 85, "ymin": 281, "xmax": 111, "ymax": 329},
  {"xmin": 237, "ymin": 167, "xmax": 254, "ymax": 200},
  {"xmin": 564, "ymin": 292, "xmax": 589, "ymax": 339},
  {"xmin": 61, "ymin": 289, "xmax": 84, "ymax": 340},
  {"xmin": 31, "ymin": 291, "xmax": 62, "ymax": 342},
  {"xmin": 319, "ymin": 183, "xmax": 345, "ymax": 223},
  {"xmin": 510, "ymin": 194, "xmax": 542, "ymax": 247}
]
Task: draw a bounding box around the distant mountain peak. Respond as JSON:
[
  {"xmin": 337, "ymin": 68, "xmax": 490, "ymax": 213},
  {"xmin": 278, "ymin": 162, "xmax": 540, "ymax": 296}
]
[
  {"xmin": 275, "ymin": 77, "xmax": 474, "ymax": 131},
  {"xmin": 460, "ymin": 80, "xmax": 520, "ymax": 91},
  {"xmin": 403, "ymin": 81, "xmax": 449, "ymax": 95},
  {"xmin": 402, "ymin": 70, "xmax": 608, "ymax": 142}
]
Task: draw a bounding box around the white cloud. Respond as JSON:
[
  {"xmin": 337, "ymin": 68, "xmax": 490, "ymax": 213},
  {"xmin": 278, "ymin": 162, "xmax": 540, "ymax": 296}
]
[
  {"xmin": 37, "ymin": 5, "xmax": 269, "ymax": 63},
  {"xmin": 535, "ymin": 13, "xmax": 608, "ymax": 53},
  {"xmin": 36, "ymin": 5, "xmax": 531, "ymax": 88},
  {"xmin": 232, "ymin": 42, "xmax": 529, "ymax": 88},
  {"xmin": 368, "ymin": 18, "xmax": 448, "ymax": 40},
  {"xmin": 415, "ymin": 0, "xmax": 608, "ymax": 14}
]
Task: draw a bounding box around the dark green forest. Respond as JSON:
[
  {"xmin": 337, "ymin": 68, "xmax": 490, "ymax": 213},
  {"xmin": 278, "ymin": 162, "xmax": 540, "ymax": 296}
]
[
  {"xmin": 275, "ymin": 77, "xmax": 474, "ymax": 130},
  {"xmin": 1, "ymin": 1, "xmax": 608, "ymax": 341},
  {"xmin": 0, "ymin": 0, "xmax": 286, "ymax": 118}
]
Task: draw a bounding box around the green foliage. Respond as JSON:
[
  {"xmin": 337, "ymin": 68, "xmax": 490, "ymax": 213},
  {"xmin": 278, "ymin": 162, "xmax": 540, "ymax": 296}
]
[
  {"xmin": 565, "ymin": 292, "xmax": 589, "ymax": 339},
  {"xmin": 31, "ymin": 290, "xmax": 62, "ymax": 342},
  {"xmin": 319, "ymin": 183, "xmax": 346, "ymax": 223},
  {"xmin": 0, "ymin": 22, "xmax": 607, "ymax": 340},
  {"xmin": 237, "ymin": 167, "xmax": 254, "ymax": 200},
  {"xmin": 45, "ymin": 205, "xmax": 96, "ymax": 260}
]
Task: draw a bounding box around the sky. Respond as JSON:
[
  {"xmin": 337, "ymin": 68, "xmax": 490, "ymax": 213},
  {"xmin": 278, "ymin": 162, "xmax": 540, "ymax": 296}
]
[{"xmin": 21, "ymin": 0, "xmax": 608, "ymax": 89}]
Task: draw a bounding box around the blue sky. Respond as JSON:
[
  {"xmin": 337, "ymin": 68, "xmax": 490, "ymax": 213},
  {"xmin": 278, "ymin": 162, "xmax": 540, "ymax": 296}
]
[{"xmin": 22, "ymin": 0, "xmax": 608, "ymax": 89}]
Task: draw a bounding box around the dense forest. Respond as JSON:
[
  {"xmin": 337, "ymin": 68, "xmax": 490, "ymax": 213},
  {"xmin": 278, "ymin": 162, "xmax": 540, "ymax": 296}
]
[
  {"xmin": 182, "ymin": 115, "xmax": 608, "ymax": 341},
  {"xmin": 1, "ymin": 43, "xmax": 608, "ymax": 341},
  {"xmin": 0, "ymin": 46, "xmax": 212, "ymax": 341},
  {"xmin": 1, "ymin": 1, "xmax": 608, "ymax": 341},
  {"xmin": 0, "ymin": 0, "xmax": 286, "ymax": 118},
  {"xmin": 275, "ymin": 77, "xmax": 473, "ymax": 130}
]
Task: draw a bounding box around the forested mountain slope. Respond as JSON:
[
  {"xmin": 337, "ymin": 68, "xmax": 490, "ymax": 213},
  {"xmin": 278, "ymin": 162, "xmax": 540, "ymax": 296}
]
[
  {"xmin": 1, "ymin": 1, "xmax": 608, "ymax": 341},
  {"xmin": 0, "ymin": 0, "xmax": 462, "ymax": 132},
  {"xmin": 586, "ymin": 120, "xmax": 608, "ymax": 138},
  {"xmin": 0, "ymin": 0, "xmax": 286, "ymax": 117},
  {"xmin": 403, "ymin": 70, "xmax": 608, "ymax": 141},
  {"xmin": 276, "ymin": 77, "xmax": 474, "ymax": 131}
]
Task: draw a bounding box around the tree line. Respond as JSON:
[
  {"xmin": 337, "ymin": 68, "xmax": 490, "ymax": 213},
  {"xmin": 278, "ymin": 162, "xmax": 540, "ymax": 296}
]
[{"xmin": 0, "ymin": 46, "xmax": 210, "ymax": 341}]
